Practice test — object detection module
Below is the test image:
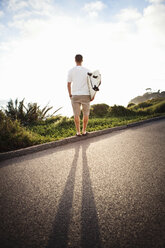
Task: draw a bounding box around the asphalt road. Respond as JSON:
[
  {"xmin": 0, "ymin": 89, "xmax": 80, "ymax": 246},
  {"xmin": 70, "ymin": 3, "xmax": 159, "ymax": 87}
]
[{"xmin": 0, "ymin": 119, "xmax": 165, "ymax": 248}]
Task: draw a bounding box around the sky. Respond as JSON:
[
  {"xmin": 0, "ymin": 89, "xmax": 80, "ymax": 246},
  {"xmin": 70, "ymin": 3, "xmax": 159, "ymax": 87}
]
[{"xmin": 0, "ymin": 0, "xmax": 165, "ymax": 117}]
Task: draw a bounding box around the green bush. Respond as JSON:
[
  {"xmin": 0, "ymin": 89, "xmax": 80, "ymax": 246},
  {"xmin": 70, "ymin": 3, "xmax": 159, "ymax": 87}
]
[
  {"xmin": 108, "ymin": 105, "xmax": 135, "ymax": 117},
  {"xmin": 151, "ymin": 101, "xmax": 165, "ymax": 114},
  {"xmin": 137, "ymin": 102, "xmax": 152, "ymax": 109},
  {"xmin": 44, "ymin": 115, "xmax": 62, "ymax": 124},
  {"xmin": 0, "ymin": 110, "xmax": 50, "ymax": 152},
  {"xmin": 127, "ymin": 103, "xmax": 135, "ymax": 108},
  {"xmin": 90, "ymin": 103, "xmax": 109, "ymax": 117},
  {"xmin": 5, "ymin": 98, "xmax": 62, "ymax": 125}
]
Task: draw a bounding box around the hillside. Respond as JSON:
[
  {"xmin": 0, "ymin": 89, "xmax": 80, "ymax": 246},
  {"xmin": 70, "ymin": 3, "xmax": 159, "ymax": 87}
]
[
  {"xmin": 128, "ymin": 97, "xmax": 165, "ymax": 114},
  {"xmin": 129, "ymin": 91, "xmax": 165, "ymax": 105}
]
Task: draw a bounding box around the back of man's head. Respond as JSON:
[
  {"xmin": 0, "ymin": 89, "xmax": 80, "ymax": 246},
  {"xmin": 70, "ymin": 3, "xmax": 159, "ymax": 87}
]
[{"xmin": 75, "ymin": 54, "xmax": 83, "ymax": 63}]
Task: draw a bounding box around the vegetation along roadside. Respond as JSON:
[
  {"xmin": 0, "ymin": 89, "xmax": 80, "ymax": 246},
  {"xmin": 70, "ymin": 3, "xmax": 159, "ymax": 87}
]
[{"xmin": 0, "ymin": 96, "xmax": 165, "ymax": 152}]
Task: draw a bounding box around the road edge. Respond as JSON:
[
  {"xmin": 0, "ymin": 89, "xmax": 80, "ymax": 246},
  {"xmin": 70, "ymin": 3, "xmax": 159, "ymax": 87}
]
[{"xmin": 0, "ymin": 115, "xmax": 165, "ymax": 161}]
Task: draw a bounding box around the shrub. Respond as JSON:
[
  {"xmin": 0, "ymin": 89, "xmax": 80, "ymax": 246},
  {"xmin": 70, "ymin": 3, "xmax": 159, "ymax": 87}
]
[
  {"xmin": 90, "ymin": 103, "xmax": 109, "ymax": 117},
  {"xmin": 127, "ymin": 103, "xmax": 135, "ymax": 108},
  {"xmin": 0, "ymin": 110, "xmax": 47, "ymax": 152},
  {"xmin": 151, "ymin": 101, "xmax": 165, "ymax": 114},
  {"xmin": 45, "ymin": 115, "xmax": 62, "ymax": 124},
  {"xmin": 137, "ymin": 102, "xmax": 152, "ymax": 109},
  {"xmin": 108, "ymin": 105, "xmax": 135, "ymax": 117},
  {"xmin": 5, "ymin": 98, "xmax": 62, "ymax": 125}
]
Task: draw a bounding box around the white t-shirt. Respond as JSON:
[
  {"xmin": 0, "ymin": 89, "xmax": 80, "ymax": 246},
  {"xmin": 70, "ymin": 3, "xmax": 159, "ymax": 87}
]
[{"xmin": 67, "ymin": 66, "xmax": 90, "ymax": 95}]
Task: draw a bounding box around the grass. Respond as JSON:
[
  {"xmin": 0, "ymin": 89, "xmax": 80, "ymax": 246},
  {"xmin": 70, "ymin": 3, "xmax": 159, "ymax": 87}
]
[{"xmin": 27, "ymin": 113, "xmax": 164, "ymax": 140}]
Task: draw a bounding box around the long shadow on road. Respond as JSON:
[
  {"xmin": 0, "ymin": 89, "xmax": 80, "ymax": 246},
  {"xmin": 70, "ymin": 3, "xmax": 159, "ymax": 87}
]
[
  {"xmin": 46, "ymin": 145, "xmax": 80, "ymax": 248},
  {"xmin": 46, "ymin": 142, "xmax": 102, "ymax": 248},
  {"xmin": 81, "ymin": 143, "xmax": 102, "ymax": 248}
]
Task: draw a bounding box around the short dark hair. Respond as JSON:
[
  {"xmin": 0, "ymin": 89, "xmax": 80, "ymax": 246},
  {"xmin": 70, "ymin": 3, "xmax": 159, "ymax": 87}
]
[{"xmin": 75, "ymin": 54, "xmax": 83, "ymax": 63}]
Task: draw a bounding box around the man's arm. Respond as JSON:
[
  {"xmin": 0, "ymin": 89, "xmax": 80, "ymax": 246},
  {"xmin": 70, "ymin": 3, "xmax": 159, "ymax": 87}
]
[{"xmin": 67, "ymin": 82, "xmax": 72, "ymax": 98}]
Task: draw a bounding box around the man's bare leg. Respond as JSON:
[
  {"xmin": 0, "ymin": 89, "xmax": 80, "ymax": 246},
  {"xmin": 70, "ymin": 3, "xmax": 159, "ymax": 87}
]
[
  {"xmin": 74, "ymin": 115, "xmax": 81, "ymax": 135},
  {"xmin": 82, "ymin": 115, "xmax": 89, "ymax": 134}
]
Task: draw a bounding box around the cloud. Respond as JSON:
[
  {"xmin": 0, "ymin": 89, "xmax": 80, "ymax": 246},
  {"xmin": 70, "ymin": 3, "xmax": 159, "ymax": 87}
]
[
  {"xmin": 137, "ymin": 2, "xmax": 165, "ymax": 47},
  {"xmin": 6, "ymin": 0, "xmax": 57, "ymax": 18},
  {"xmin": 117, "ymin": 8, "xmax": 142, "ymax": 22},
  {"xmin": 0, "ymin": 11, "xmax": 4, "ymax": 18},
  {"xmin": 12, "ymin": 11, "xmax": 32, "ymax": 20},
  {"xmin": 0, "ymin": 24, "xmax": 5, "ymax": 32},
  {"xmin": 28, "ymin": 0, "xmax": 58, "ymax": 17},
  {"xmin": 83, "ymin": 1, "xmax": 106, "ymax": 17},
  {"xmin": 147, "ymin": 0, "xmax": 165, "ymax": 3},
  {"xmin": 28, "ymin": 0, "xmax": 52, "ymax": 11},
  {"xmin": 7, "ymin": 0, "xmax": 28, "ymax": 11}
]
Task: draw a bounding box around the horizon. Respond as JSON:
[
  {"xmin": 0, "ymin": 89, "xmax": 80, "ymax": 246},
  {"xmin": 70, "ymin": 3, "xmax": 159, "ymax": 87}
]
[{"xmin": 0, "ymin": 0, "xmax": 165, "ymax": 117}]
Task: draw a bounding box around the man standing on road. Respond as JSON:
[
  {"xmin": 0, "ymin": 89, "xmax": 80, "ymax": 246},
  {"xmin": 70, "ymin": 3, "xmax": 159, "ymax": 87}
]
[{"xmin": 67, "ymin": 54, "xmax": 94, "ymax": 136}]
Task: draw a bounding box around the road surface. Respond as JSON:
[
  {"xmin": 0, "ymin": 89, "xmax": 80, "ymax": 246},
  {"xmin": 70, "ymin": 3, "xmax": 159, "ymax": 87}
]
[{"xmin": 0, "ymin": 119, "xmax": 165, "ymax": 248}]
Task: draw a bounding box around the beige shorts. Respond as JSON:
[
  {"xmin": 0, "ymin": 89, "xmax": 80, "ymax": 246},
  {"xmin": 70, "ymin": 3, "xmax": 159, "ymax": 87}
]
[{"xmin": 71, "ymin": 95, "xmax": 90, "ymax": 116}]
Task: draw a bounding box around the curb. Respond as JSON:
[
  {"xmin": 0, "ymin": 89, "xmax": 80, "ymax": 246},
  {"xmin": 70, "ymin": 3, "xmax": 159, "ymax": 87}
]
[{"xmin": 0, "ymin": 115, "xmax": 165, "ymax": 161}]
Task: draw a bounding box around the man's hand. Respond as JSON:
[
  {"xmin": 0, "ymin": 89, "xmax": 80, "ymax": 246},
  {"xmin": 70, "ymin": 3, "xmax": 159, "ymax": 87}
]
[
  {"xmin": 90, "ymin": 96, "xmax": 95, "ymax": 101},
  {"xmin": 67, "ymin": 82, "xmax": 72, "ymax": 99}
]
